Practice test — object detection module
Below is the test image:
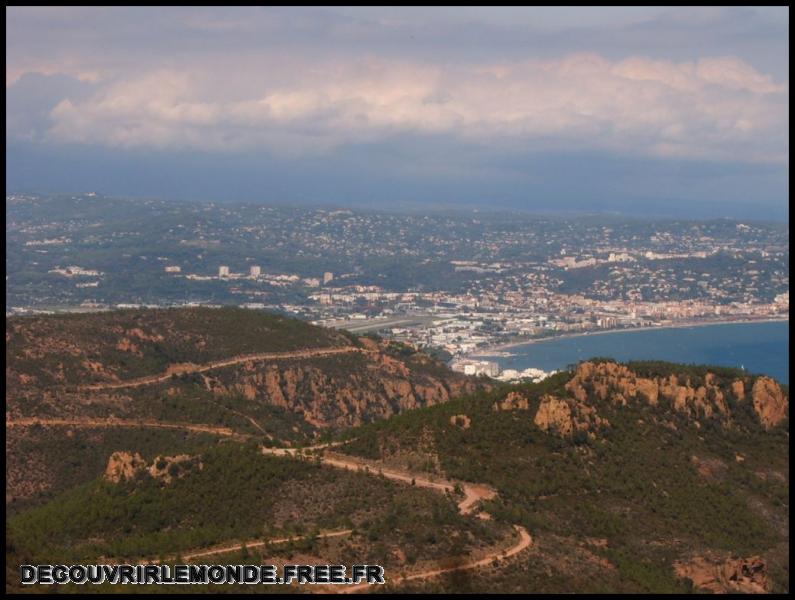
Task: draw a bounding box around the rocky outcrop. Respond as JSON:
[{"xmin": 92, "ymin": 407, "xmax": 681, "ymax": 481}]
[
  {"xmin": 659, "ymin": 373, "xmax": 730, "ymax": 420},
  {"xmin": 414, "ymin": 380, "xmax": 451, "ymax": 405},
  {"xmin": 199, "ymin": 348, "xmax": 482, "ymax": 430},
  {"xmin": 374, "ymin": 352, "xmax": 412, "ymax": 378},
  {"xmin": 565, "ymin": 361, "xmax": 663, "ymax": 408},
  {"xmin": 8, "ymin": 308, "xmax": 485, "ymax": 441},
  {"xmin": 104, "ymin": 452, "xmax": 200, "ymax": 484},
  {"xmin": 675, "ymin": 554, "xmax": 769, "ymax": 593},
  {"xmin": 559, "ymin": 362, "xmax": 786, "ymax": 430},
  {"xmin": 731, "ymin": 379, "xmax": 746, "ymax": 401},
  {"xmin": 494, "ymin": 391, "xmax": 530, "ymax": 411},
  {"xmin": 104, "ymin": 451, "xmax": 146, "ymax": 483},
  {"xmin": 533, "ymin": 394, "xmax": 608, "ymax": 438},
  {"xmin": 751, "ymin": 377, "xmax": 789, "ymax": 430},
  {"xmin": 534, "ymin": 395, "xmax": 575, "ymax": 436}
]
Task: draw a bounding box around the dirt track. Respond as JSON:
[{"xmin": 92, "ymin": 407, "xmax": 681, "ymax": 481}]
[
  {"xmin": 273, "ymin": 449, "xmax": 498, "ymax": 516},
  {"xmin": 261, "ymin": 443, "xmax": 532, "ymax": 592},
  {"xmin": 79, "ymin": 346, "xmax": 369, "ymax": 391},
  {"xmin": 8, "ymin": 417, "xmax": 532, "ymax": 591},
  {"xmin": 340, "ymin": 524, "xmax": 532, "ymax": 593}
]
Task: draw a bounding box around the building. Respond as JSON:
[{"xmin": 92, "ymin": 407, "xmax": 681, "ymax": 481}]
[
  {"xmin": 164, "ymin": 266, "xmax": 181, "ymax": 273},
  {"xmin": 218, "ymin": 266, "xmax": 230, "ymax": 277},
  {"xmin": 455, "ymin": 360, "xmax": 501, "ymax": 378},
  {"xmin": 608, "ymin": 252, "xmax": 635, "ymax": 263},
  {"xmin": 250, "ymin": 265, "xmax": 261, "ymax": 278},
  {"xmin": 323, "ymin": 271, "xmax": 334, "ymax": 284},
  {"xmin": 596, "ymin": 316, "xmax": 618, "ymax": 328}
]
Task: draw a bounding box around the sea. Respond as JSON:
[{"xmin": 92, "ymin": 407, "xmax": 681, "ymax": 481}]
[{"xmin": 489, "ymin": 321, "xmax": 789, "ymax": 384}]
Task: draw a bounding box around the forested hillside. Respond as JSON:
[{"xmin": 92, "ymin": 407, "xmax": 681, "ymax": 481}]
[
  {"xmin": 337, "ymin": 360, "xmax": 789, "ymax": 593},
  {"xmin": 7, "ymin": 442, "xmax": 506, "ymax": 593},
  {"xmin": 4, "ymin": 309, "xmax": 788, "ymax": 593},
  {"xmin": 6, "ymin": 308, "xmax": 484, "ymax": 511}
]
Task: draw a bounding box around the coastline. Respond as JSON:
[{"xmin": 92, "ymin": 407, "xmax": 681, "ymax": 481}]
[{"xmin": 466, "ymin": 316, "xmax": 790, "ymax": 358}]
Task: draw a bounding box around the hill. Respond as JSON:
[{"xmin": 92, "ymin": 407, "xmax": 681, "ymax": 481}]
[
  {"xmin": 7, "ymin": 442, "xmax": 508, "ymax": 593},
  {"xmin": 4, "ymin": 309, "xmax": 789, "ymax": 593},
  {"xmin": 335, "ymin": 359, "xmax": 789, "ymax": 593},
  {"xmin": 6, "ymin": 307, "xmax": 484, "ymax": 510}
]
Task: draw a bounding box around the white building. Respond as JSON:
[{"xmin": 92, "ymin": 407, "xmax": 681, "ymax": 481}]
[
  {"xmin": 607, "ymin": 252, "xmax": 635, "ymax": 263},
  {"xmin": 456, "ymin": 360, "xmax": 501, "ymax": 378},
  {"xmin": 250, "ymin": 265, "xmax": 261, "ymax": 277},
  {"xmin": 165, "ymin": 266, "xmax": 181, "ymax": 273},
  {"xmin": 323, "ymin": 271, "xmax": 334, "ymax": 284},
  {"xmin": 48, "ymin": 265, "xmax": 102, "ymax": 277},
  {"xmin": 218, "ymin": 265, "xmax": 230, "ymax": 277}
]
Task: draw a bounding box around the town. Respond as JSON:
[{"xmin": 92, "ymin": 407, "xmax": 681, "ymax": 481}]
[{"xmin": 7, "ymin": 193, "xmax": 789, "ymax": 380}]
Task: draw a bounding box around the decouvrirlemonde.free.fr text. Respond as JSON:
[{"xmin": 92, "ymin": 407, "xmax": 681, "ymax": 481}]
[{"xmin": 21, "ymin": 564, "xmax": 386, "ymax": 585}]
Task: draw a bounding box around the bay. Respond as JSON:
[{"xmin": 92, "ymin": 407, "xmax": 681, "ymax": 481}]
[{"xmin": 491, "ymin": 320, "xmax": 789, "ymax": 384}]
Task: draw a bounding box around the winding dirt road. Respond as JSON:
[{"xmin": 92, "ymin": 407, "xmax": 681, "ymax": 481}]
[
  {"xmin": 261, "ymin": 442, "xmax": 533, "ymax": 592},
  {"xmin": 162, "ymin": 441, "xmax": 531, "ymax": 591},
  {"xmin": 8, "ymin": 414, "xmax": 533, "ymax": 591},
  {"xmin": 288, "ymin": 450, "xmax": 496, "ymax": 517},
  {"xmin": 79, "ymin": 346, "xmax": 370, "ymax": 391},
  {"xmin": 341, "ymin": 524, "xmax": 532, "ymax": 593}
]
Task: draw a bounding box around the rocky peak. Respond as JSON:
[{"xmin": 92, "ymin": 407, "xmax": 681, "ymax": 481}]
[
  {"xmin": 533, "ymin": 394, "xmax": 574, "ymax": 436},
  {"xmin": 562, "ymin": 361, "xmax": 786, "ymax": 430},
  {"xmin": 525, "ymin": 362, "xmax": 788, "ymax": 439},
  {"xmin": 565, "ymin": 361, "xmax": 660, "ymax": 406}
]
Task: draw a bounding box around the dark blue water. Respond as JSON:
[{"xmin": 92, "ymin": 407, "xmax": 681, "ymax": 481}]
[{"xmin": 494, "ymin": 321, "xmax": 789, "ymax": 384}]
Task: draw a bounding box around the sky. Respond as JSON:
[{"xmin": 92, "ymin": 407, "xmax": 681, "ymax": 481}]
[{"xmin": 5, "ymin": 6, "xmax": 790, "ymax": 220}]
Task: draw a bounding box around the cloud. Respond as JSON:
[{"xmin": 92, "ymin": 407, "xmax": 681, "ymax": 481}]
[
  {"xmin": 20, "ymin": 53, "xmax": 782, "ymax": 164},
  {"xmin": 5, "ymin": 6, "xmax": 789, "ymax": 187},
  {"xmin": 6, "ymin": 8, "xmax": 787, "ymax": 220}
]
